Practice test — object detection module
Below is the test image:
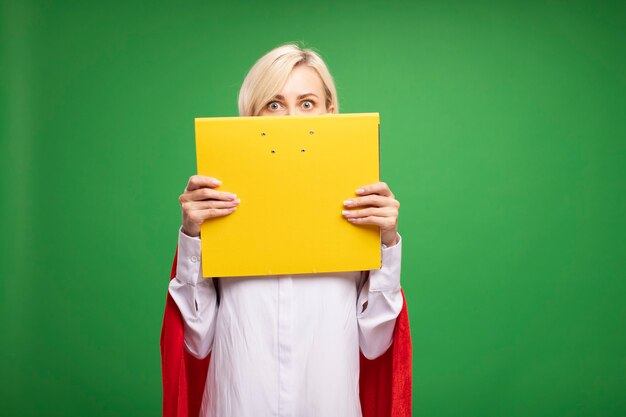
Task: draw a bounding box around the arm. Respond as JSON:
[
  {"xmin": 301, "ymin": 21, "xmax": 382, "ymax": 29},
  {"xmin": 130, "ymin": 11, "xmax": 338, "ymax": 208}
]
[
  {"xmin": 168, "ymin": 228, "xmax": 219, "ymax": 359},
  {"xmin": 170, "ymin": 175, "xmax": 238, "ymax": 358},
  {"xmin": 357, "ymin": 233, "xmax": 403, "ymax": 359},
  {"xmin": 341, "ymin": 181, "xmax": 403, "ymax": 358}
]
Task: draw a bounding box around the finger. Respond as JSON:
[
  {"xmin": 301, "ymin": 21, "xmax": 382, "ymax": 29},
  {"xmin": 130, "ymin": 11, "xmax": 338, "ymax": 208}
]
[
  {"xmin": 347, "ymin": 215, "xmax": 396, "ymax": 229},
  {"xmin": 184, "ymin": 199, "xmax": 240, "ymax": 211},
  {"xmin": 343, "ymin": 195, "xmax": 399, "ymax": 208},
  {"xmin": 187, "ymin": 207, "xmax": 237, "ymax": 223},
  {"xmin": 186, "ymin": 175, "xmax": 222, "ymax": 192},
  {"xmin": 355, "ymin": 182, "xmax": 393, "ymax": 198},
  {"xmin": 182, "ymin": 187, "xmax": 237, "ymax": 203},
  {"xmin": 342, "ymin": 207, "xmax": 397, "ymax": 219}
]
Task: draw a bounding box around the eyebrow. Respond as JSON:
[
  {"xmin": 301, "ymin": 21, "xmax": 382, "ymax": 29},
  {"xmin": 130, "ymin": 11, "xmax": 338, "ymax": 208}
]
[{"xmin": 272, "ymin": 93, "xmax": 319, "ymax": 100}]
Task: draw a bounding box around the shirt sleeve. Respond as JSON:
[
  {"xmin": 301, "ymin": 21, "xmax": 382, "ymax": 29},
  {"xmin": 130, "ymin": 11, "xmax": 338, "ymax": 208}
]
[
  {"xmin": 356, "ymin": 232, "xmax": 403, "ymax": 359},
  {"xmin": 167, "ymin": 227, "xmax": 219, "ymax": 360}
]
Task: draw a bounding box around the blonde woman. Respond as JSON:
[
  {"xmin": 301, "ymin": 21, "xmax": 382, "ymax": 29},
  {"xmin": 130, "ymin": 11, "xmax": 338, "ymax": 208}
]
[{"xmin": 161, "ymin": 44, "xmax": 412, "ymax": 417}]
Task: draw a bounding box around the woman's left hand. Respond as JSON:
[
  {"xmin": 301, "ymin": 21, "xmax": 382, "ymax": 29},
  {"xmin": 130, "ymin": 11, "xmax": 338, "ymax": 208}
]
[{"xmin": 342, "ymin": 181, "xmax": 400, "ymax": 247}]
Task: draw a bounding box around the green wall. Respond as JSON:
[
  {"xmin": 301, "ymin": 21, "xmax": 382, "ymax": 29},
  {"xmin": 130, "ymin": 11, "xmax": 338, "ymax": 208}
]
[{"xmin": 1, "ymin": 1, "xmax": 624, "ymax": 416}]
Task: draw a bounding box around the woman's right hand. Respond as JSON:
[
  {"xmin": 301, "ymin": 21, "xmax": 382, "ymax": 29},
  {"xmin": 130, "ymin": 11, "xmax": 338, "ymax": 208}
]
[{"xmin": 179, "ymin": 175, "xmax": 240, "ymax": 237}]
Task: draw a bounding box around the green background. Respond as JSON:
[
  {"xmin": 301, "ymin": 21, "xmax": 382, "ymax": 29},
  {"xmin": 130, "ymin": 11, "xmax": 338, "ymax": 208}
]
[{"xmin": 1, "ymin": 0, "xmax": 624, "ymax": 416}]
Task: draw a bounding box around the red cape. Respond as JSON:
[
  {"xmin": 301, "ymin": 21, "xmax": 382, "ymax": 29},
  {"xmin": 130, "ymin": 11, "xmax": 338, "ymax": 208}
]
[{"xmin": 161, "ymin": 248, "xmax": 412, "ymax": 417}]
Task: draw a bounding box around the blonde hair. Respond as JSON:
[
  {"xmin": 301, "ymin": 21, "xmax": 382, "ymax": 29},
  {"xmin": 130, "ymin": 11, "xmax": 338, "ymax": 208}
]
[{"xmin": 238, "ymin": 44, "xmax": 339, "ymax": 117}]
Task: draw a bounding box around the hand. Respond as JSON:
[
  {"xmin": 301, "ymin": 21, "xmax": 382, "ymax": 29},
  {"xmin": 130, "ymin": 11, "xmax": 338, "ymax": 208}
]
[
  {"xmin": 179, "ymin": 175, "xmax": 240, "ymax": 237},
  {"xmin": 342, "ymin": 181, "xmax": 400, "ymax": 247}
]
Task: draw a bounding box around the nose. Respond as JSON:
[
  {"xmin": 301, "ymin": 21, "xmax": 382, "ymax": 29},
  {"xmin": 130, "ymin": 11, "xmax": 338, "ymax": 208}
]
[{"xmin": 286, "ymin": 106, "xmax": 308, "ymax": 116}]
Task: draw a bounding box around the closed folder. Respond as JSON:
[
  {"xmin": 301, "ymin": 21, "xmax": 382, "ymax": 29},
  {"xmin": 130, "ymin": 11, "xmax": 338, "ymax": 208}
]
[{"xmin": 194, "ymin": 113, "xmax": 381, "ymax": 278}]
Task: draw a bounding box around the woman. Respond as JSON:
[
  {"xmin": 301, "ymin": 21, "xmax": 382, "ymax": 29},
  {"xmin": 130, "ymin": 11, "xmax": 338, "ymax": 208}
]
[{"xmin": 161, "ymin": 44, "xmax": 411, "ymax": 417}]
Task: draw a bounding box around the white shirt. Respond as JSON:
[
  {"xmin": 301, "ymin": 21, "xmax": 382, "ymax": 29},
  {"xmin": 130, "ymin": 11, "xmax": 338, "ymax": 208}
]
[{"xmin": 168, "ymin": 228, "xmax": 403, "ymax": 417}]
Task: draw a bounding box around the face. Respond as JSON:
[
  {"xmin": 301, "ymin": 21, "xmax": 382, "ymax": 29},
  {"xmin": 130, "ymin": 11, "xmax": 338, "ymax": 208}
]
[{"xmin": 258, "ymin": 65, "xmax": 335, "ymax": 116}]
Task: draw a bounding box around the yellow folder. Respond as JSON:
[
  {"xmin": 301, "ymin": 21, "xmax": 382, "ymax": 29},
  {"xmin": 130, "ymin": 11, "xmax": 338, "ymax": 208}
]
[{"xmin": 194, "ymin": 113, "xmax": 381, "ymax": 278}]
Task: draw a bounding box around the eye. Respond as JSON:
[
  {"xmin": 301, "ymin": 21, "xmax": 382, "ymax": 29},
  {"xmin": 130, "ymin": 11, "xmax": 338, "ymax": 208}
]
[
  {"xmin": 301, "ymin": 100, "xmax": 314, "ymax": 110},
  {"xmin": 267, "ymin": 101, "xmax": 281, "ymax": 111}
]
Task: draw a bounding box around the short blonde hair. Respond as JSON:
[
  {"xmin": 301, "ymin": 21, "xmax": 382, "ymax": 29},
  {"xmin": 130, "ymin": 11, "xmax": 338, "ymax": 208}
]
[{"xmin": 238, "ymin": 44, "xmax": 339, "ymax": 117}]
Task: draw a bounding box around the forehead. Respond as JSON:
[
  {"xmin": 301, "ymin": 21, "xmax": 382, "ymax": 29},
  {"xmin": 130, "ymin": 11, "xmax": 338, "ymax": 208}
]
[{"xmin": 278, "ymin": 65, "xmax": 325, "ymax": 97}]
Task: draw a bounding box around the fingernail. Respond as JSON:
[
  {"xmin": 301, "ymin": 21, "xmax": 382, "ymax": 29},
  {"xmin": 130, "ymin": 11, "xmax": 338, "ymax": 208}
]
[
  {"xmin": 212, "ymin": 179, "xmax": 222, "ymax": 185},
  {"xmin": 356, "ymin": 188, "xmax": 364, "ymax": 194},
  {"xmin": 235, "ymin": 198, "xmax": 240, "ymax": 204},
  {"xmin": 342, "ymin": 210, "xmax": 350, "ymax": 216},
  {"xmin": 229, "ymin": 193, "xmax": 237, "ymax": 199},
  {"xmin": 343, "ymin": 200, "xmax": 352, "ymax": 206}
]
